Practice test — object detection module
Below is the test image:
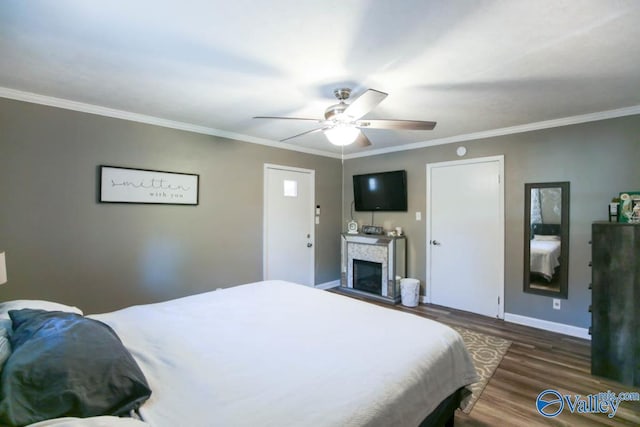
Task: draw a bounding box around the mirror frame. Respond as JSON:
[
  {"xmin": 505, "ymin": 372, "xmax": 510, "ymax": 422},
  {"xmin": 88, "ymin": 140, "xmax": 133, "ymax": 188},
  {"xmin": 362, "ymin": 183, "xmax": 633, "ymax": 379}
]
[{"xmin": 523, "ymin": 181, "xmax": 570, "ymax": 299}]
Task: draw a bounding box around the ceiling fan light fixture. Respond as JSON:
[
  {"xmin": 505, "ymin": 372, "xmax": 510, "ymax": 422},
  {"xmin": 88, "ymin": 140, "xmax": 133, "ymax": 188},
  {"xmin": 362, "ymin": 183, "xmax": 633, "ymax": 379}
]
[
  {"xmin": 254, "ymin": 87, "xmax": 435, "ymax": 148},
  {"xmin": 324, "ymin": 125, "xmax": 359, "ymax": 146}
]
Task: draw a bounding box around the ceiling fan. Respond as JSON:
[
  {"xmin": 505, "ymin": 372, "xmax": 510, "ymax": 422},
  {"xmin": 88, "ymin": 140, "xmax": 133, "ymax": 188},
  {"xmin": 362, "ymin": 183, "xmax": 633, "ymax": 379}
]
[{"xmin": 253, "ymin": 88, "xmax": 436, "ymax": 147}]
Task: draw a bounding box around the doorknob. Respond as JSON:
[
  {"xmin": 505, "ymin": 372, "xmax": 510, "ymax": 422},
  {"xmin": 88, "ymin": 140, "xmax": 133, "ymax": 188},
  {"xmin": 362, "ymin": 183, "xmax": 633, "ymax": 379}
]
[
  {"xmin": 431, "ymin": 240, "xmax": 441, "ymax": 246},
  {"xmin": 307, "ymin": 243, "xmax": 313, "ymax": 248}
]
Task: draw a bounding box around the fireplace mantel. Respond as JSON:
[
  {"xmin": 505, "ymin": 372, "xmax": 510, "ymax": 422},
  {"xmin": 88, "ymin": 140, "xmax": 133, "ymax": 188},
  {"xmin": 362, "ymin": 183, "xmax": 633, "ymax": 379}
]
[{"xmin": 340, "ymin": 233, "xmax": 406, "ymax": 303}]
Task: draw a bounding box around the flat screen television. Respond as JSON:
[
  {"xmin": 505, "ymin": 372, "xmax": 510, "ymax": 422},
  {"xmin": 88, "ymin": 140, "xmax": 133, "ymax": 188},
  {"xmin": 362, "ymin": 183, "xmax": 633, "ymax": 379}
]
[{"xmin": 353, "ymin": 170, "xmax": 407, "ymax": 211}]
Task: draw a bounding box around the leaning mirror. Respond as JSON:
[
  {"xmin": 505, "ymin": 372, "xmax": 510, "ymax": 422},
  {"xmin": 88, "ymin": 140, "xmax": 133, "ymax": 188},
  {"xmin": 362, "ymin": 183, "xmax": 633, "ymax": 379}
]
[{"xmin": 524, "ymin": 182, "xmax": 570, "ymax": 298}]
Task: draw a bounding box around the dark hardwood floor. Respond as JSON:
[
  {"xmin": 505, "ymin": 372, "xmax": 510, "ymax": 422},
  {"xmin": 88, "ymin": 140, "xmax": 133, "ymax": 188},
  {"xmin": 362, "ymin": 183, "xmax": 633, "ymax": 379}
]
[{"xmin": 332, "ymin": 291, "xmax": 640, "ymax": 426}]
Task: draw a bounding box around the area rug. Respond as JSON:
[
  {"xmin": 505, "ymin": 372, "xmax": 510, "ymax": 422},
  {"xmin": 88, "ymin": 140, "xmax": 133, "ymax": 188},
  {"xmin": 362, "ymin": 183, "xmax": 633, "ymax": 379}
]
[{"xmin": 450, "ymin": 325, "xmax": 511, "ymax": 413}]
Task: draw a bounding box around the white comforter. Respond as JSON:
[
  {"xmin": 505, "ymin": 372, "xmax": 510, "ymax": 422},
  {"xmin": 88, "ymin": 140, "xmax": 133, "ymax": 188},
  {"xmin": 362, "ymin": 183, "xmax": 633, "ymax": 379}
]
[
  {"xmin": 88, "ymin": 280, "xmax": 477, "ymax": 427},
  {"xmin": 28, "ymin": 417, "xmax": 148, "ymax": 427},
  {"xmin": 530, "ymin": 239, "xmax": 561, "ymax": 280}
]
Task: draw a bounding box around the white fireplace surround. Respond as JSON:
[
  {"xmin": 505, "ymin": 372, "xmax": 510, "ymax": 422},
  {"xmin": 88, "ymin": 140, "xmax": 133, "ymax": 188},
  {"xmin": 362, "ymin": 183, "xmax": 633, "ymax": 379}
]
[
  {"xmin": 348, "ymin": 242, "xmax": 388, "ymax": 294},
  {"xmin": 340, "ymin": 234, "xmax": 406, "ymax": 303}
]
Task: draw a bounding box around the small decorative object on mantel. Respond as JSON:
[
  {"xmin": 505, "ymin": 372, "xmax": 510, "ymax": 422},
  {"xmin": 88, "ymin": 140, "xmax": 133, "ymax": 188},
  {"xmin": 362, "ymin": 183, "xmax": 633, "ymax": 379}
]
[
  {"xmin": 361, "ymin": 225, "xmax": 384, "ymax": 235},
  {"xmin": 618, "ymin": 192, "xmax": 640, "ymax": 223},
  {"xmin": 99, "ymin": 165, "xmax": 199, "ymax": 205},
  {"xmin": 609, "ymin": 198, "xmax": 619, "ymax": 222}
]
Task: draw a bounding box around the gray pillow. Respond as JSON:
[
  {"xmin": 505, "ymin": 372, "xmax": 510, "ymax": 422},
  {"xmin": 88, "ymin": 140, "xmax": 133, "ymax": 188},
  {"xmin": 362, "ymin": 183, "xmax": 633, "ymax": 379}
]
[{"xmin": 0, "ymin": 309, "xmax": 151, "ymax": 427}]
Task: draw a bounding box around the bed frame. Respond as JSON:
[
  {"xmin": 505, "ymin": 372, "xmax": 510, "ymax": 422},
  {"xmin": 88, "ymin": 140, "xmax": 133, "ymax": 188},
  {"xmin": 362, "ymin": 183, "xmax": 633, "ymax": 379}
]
[{"xmin": 419, "ymin": 388, "xmax": 468, "ymax": 427}]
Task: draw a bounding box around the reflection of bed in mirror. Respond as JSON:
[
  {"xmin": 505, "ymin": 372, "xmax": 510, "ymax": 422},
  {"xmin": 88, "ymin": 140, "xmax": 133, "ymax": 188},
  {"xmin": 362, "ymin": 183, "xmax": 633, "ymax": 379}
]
[{"xmin": 529, "ymin": 223, "xmax": 561, "ymax": 285}]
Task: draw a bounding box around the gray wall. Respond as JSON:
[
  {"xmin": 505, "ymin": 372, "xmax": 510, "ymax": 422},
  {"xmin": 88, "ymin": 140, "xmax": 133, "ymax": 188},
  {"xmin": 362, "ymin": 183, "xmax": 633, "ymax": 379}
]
[
  {"xmin": 3, "ymin": 95, "xmax": 638, "ymax": 328},
  {"xmin": 343, "ymin": 115, "xmax": 640, "ymax": 328},
  {"xmin": 0, "ymin": 98, "xmax": 342, "ymax": 314}
]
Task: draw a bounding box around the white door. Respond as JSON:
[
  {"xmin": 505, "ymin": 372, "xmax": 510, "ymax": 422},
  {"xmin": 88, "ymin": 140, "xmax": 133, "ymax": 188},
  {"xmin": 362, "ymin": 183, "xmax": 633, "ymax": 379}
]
[
  {"xmin": 264, "ymin": 164, "xmax": 315, "ymax": 286},
  {"xmin": 426, "ymin": 156, "xmax": 504, "ymax": 318}
]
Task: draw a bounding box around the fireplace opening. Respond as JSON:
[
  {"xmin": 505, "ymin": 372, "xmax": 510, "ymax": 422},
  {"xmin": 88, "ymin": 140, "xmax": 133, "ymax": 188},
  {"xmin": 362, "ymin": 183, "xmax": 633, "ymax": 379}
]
[{"xmin": 353, "ymin": 259, "xmax": 382, "ymax": 295}]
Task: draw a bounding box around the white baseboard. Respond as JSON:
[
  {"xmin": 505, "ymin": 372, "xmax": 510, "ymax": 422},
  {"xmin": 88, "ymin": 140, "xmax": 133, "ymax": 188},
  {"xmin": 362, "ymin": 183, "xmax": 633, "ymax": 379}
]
[
  {"xmin": 315, "ymin": 280, "xmax": 340, "ymax": 290},
  {"xmin": 504, "ymin": 313, "xmax": 591, "ymax": 340},
  {"xmin": 369, "ymin": 295, "xmax": 590, "ymax": 340},
  {"xmin": 416, "ymin": 298, "xmax": 590, "ymax": 340}
]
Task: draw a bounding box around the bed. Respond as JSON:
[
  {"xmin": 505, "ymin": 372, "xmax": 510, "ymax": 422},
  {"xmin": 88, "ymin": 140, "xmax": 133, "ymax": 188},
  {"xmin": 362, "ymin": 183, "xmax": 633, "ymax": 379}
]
[
  {"xmin": 529, "ymin": 223, "xmax": 562, "ymax": 282},
  {"xmin": 0, "ymin": 280, "xmax": 478, "ymax": 427},
  {"xmin": 530, "ymin": 237, "xmax": 561, "ymax": 281}
]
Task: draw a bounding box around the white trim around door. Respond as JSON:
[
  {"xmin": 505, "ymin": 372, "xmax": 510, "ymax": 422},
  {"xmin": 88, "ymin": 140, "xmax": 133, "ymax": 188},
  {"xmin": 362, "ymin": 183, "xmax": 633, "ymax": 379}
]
[{"xmin": 263, "ymin": 163, "xmax": 316, "ymax": 286}]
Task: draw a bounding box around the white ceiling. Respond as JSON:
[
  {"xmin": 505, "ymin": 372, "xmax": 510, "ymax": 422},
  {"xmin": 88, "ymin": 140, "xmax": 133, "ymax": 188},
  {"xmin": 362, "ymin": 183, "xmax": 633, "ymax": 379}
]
[{"xmin": 1, "ymin": 1, "xmax": 639, "ymax": 158}]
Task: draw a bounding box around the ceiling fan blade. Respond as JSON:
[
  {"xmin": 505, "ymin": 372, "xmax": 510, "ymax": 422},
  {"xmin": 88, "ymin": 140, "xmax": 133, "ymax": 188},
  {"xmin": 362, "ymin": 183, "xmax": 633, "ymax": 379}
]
[
  {"xmin": 357, "ymin": 119, "xmax": 436, "ymax": 130},
  {"xmin": 343, "ymin": 89, "xmax": 388, "ymax": 120},
  {"xmin": 253, "ymin": 116, "xmax": 323, "ymax": 123},
  {"xmin": 280, "ymin": 127, "xmax": 327, "ymax": 142},
  {"xmin": 354, "ymin": 131, "xmax": 372, "ymax": 147}
]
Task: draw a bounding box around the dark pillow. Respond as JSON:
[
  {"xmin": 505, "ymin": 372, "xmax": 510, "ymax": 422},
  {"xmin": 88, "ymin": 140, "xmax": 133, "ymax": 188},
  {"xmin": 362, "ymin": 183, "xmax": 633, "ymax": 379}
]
[
  {"xmin": 0, "ymin": 309, "xmax": 151, "ymax": 427},
  {"xmin": 531, "ymin": 223, "xmax": 561, "ymax": 237}
]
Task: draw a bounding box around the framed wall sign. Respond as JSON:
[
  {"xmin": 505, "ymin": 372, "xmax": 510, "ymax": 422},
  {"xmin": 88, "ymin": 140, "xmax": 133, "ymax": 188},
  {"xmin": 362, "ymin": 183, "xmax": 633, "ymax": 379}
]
[
  {"xmin": 619, "ymin": 192, "xmax": 640, "ymax": 223},
  {"xmin": 99, "ymin": 165, "xmax": 199, "ymax": 205}
]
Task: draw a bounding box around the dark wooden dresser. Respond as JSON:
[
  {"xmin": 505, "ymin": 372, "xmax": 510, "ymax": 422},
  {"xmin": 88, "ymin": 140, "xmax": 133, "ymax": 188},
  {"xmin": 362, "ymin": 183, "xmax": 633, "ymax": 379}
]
[{"xmin": 590, "ymin": 222, "xmax": 639, "ymax": 386}]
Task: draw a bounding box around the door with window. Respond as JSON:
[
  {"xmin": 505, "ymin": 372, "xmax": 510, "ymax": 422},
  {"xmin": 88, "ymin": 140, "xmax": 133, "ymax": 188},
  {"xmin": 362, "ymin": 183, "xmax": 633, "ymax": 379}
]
[{"xmin": 263, "ymin": 164, "xmax": 315, "ymax": 286}]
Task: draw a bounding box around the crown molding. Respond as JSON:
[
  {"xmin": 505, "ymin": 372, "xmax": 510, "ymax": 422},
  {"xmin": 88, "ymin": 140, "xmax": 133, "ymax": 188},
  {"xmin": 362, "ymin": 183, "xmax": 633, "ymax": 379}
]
[
  {"xmin": 343, "ymin": 104, "xmax": 640, "ymax": 159},
  {"xmin": 1, "ymin": 86, "xmax": 638, "ymax": 161},
  {"xmin": 0, "ymin": 87, "xmax": 342, "ymax": 159}
]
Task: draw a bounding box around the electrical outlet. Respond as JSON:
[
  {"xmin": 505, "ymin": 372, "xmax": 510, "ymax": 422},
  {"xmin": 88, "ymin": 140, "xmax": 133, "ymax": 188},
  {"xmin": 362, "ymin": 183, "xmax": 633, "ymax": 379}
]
[{"xmin": 553, "ymin": 299, "xmax": 561, "ymax": 310}]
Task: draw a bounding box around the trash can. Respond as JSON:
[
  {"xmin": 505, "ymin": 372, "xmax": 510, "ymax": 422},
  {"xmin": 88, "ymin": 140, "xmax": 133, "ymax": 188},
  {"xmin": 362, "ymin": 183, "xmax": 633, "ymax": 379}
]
[{"xmin": 400, "ymin": 278, "xmax": 420, "ymax": 307}]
